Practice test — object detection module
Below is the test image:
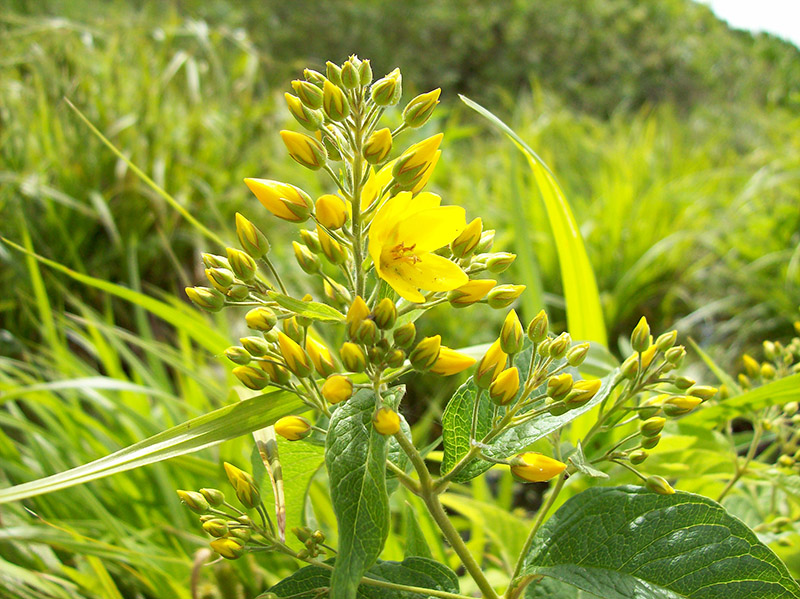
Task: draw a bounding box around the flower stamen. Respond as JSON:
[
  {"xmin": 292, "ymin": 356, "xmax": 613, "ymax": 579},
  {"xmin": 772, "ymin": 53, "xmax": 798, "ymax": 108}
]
[{"xmin": 390, "ymin": 242, "xmax": 420, "ymax": 264}]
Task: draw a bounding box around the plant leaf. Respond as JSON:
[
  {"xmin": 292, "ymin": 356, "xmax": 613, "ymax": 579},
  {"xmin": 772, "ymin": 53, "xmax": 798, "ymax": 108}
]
[
  {"xmin": 403, "ymin": 502, "xmax": 434, "ymax": 559},
  {"xmin": 0, "ymin": 389, "xmax": 304, "ymax": 504},
  {"xmin": 325, "ymin": 389, "xmax": 391, "ymax": 599},
  {"xmin": 268, "ymin": 291, "xmax": 346, "ymax": 322},
  {"xmin": 519, "ymin": 485, "xmax": 800, "ymax": 599},
  {"xmin": 460, "ymin": 95, "xmax": 607, "ymax": 347}
]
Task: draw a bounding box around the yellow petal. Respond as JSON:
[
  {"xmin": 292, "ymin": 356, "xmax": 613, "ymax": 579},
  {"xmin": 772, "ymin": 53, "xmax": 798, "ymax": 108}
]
[
  {"xmin": 381, "ymin": 268, "xmax": 426, "ymax": 302},
  {"xmin": 393, "ymin": 253, "xmax": 468, "ymax": 292},
  {"xmin": 396, "ymin": 206, "xmax": 466, "ymax": 253}
]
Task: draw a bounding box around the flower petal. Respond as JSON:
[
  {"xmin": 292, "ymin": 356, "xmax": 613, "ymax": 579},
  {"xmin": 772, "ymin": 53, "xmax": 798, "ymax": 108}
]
[
  {"xmin": 394, "ymin": 253, "xmax": 468, "ymax": 292},
  {"xmin": 381, "ymin": 265, "xmax": 426, "ymax": 302},
  {"xmin": 396, "ymin": 206, "xmax": 467, "ymax": 253}
]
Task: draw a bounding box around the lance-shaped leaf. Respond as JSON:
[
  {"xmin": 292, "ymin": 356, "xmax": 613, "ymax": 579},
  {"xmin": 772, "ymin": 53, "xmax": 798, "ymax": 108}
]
[
  {"xmin": 518, "ymin": 486, "xmax": 800, "ymax": 599},
  {"xmin": 268, "ymin": 291, "xmax": 346, "ymax": 322},
  {"xmin": 325, "ymin": 388, "xmax": 391, "ymax": 599},
  {"xmin": 0, "ymin": 389, "xmax": 304, "ymax": 504}
]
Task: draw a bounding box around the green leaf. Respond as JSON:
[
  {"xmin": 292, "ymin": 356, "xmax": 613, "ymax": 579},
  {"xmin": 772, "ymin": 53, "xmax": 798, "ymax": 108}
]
[
  {"xmin": 403, "ymin": 502, "xmax": 433, "ymax": 559},
  {"xmin": 460, "ymin": 95, "xmax": 607, "ymax": 347},
  {"xmin": 326, "ymin": 389, "xmax": 391, "ymax": 599},
  {"xmin": 0, "ymin": 389, "xmax": 304, "ymax": 504},
  {"xmin": 265, "ymin": 557, "xmax": 459, "ymax": 599},
  {"xmin": 567, "ymin": 442, "xmax": 608, "ymax": 479},
  {"xmin": 441, "ymin": 342, "xmax": 618, "ymax": 482},
  {"xmin": 526, "ymin": 577, "xmax": 602, "ymax": 598},
  {"xmin": 386, "ymin": 412, "xmax": 412, "ymax": 496},
  {"xmin": 684, "ymin": 374, "xmax": 800, "ymax": 428},
  {"xmin": 520, "ymin": 485, "xmax": 800, "ymax": 599},
  {"xmin": 687, "ymin": 337, "xmax": 741, "ymax": 394},
  {"xmin": 268, "ymin": 291, "xmax": 346, "ymax": 322}
]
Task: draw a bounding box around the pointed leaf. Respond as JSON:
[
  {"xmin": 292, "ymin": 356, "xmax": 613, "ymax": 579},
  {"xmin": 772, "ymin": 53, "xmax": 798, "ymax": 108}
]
[{"xmin": 268, "ymin": 291, "xmax": 346, "ymax": 322}]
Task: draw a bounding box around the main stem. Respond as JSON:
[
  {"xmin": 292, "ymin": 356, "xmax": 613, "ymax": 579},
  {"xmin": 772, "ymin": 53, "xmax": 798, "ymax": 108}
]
[
  {"xmin": 350, "ymin": 98, "xmax": 366, "ymax": 299},
  {"xmin": 393, "ymin": 432, "xmax": 500, "ymax": 599}
]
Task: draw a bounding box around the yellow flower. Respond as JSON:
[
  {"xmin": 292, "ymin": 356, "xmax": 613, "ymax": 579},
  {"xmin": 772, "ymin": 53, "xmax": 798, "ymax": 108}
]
[
  {"xmin": 244, "ymin": 178, "xmax": 313, "ymax": 222},
  {"xmin": 430, "ymin": 346, "xmax": 477, "ymax": 376},
  {"xmin": 368, "ymin": 191, "xmax": 468, "ymax": 302},
  {"xmin": 511, "ymin": 452, "xmax": 566, "ymax": 483},
  {"xmin": 275, "ymin": 415, "xmax": 312, "ymax": 441}
]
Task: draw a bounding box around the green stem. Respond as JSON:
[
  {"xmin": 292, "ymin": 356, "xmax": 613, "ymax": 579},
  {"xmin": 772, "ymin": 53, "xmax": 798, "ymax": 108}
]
[
  {"xmin": 717, "ymin": 423, "xmax": 763, "ymax": 502},
  {"xmin": 262, "ymin": 257, "xmax": 288, "ymax": 295}
]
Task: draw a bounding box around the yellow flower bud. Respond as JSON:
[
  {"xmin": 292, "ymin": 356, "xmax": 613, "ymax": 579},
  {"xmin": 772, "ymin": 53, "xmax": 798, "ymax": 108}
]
[
  {"xmin": 356, "ymin": 319, "xmax": 379, "ymax": 346},
  {"xmin": 565, "ymin": 378, "xmax": 602, "ymax": 407},
  {"xmin": 486, "ymin": 252, "xmax": 516, "ymax": 274},
  {"xmin": 373, "ymin": 407, "xmax": 401, "ymax": 435},
  {"xmin": 687, "ymin": 385, "xmax": 718, "ymax": 401},
  {"xmin": 340, "ymin": 59, "xmax": 360, "ymax": 89},
  {"xmin": 629, "ymin": 449, "xmax": 648, "ymax": 465},
  {"xmin": 316, "ymin": 225, "xmax": 348, "ymax": 265},
  {"xmin": 547, "ymin": 373, "xmax": 574, "ymax": 401},
  {"xmin": 640, "ymin": 416, "xmax": 666, "ymax": 438},
  {"xmin": 235, "ymin": 212, "xmax": 270, "ymax": 258},
  {"xmin": 275, "ymin": 415, "xmax": 312, "ymax": 441},
  {"xmin": 260, "ymin": 360, "xmax": 292, "ymax": 385},
  {"xmin": 392, "ymin": 134, "xmax": 443, "ymax": 190},
  {"xmin": 567, "ymin": 342, "xmax": 591, "ymax": 367},
  {"xmin": 490, "ymin": 367, "xmax": 520, "ymax": 405},
  {"xmin": 278, "ymin": 332, "xmax": 314, "ymax": 378},
  {"xmin": 223, "ymin": 462, "xmax": 261, "ymax": 509},
  {"xmin": 655, "ymin": 330, "xmax": 677, "ymax": 351},
  {"xmin": 510, "ymin": 452, "xmax": 566, "ymax": 483},
  {"xmin": 225, "ymin": 346, "xmax": 251, "ymax": 365},
  {"xmin": 284, "ymin": 92, "xmax": 323, "ymax": 131},
  {"xmin": 393, "ymin": 323, "xmax": 417, "ymax": 349},
  {"xmin": 226, "ymin": 247, "xmax": 257, "ymax": 282},
  {"xmin": 487, "ymin": 284, "xmax": 526, "ymax": 309},
  {"xmin": 645, "ymin": 475, "xmax": 675, "ymax": 495},
  {"xmin": 371, "ymin": 68, "xmax": 402, "ymax": 106},
  {"xmin": 639, "ymin": 345, "xmax": 658, "ymax": 370},
  {"xmin": 430, "ymin": 346, "xmax": 477, "ymax": 376},
  {"xmin": 527, "ymin": 310, "xmax": 549, "ymax": 343},
  {"xmin": 232, "ymin": 365, "xmax": 270, "ymax": 390},
  {"xmin": 244, "ymin": 308, "xmax": 277, "ymax": 334},
  {"xmin": 200, "ymin": 488, "xmax": 225, "ymax": 506},
  {"xmin": 244, "ymin": 178, "xmax": 313, "ymax": 222},
  {"xmin": 293, "ymin": 241, "xmax": 319, "ymax": 274},
  {"xmin": 346, "ymin": 296, "xmax": 371, "ymax": 338},
  {"xmin": 202, "ymin": 518, "xmax": 229, "ymax": 537},
  {"xmin": 373, "ymin": 298, "xmax": 397, "ymax": 330},
  {"xmin": 306, "ymin": 337, "xmax": 336, "ymax": 377},
  {"xmin": 761, "ymin": 362, "xmax": 776, "ymax": 379},
  {"xmin": 291, "ymin": 79, "xmax": 323, "ymax": 109},
  {"xmin": 448, "ymin": 279, "xmax": 497, "ymax": 307},
  {"xmin": 210, "ymin": 538, "xmax": 245, "ymax": 560},
  {"xmin": 500, "ymin": 310, "xmax": 524, "ymax": 355},
  {"xmin": 240, "ymin": 336, "xmax": 269, "ymax": 357},
  {"xmin": 321, "ymin": 80, "xmax": 350, "ymax": 121},
  {"xmin": 205, "ymin": 267, "xmax": 235, "ymax": 292},
  {"xmin": 474, "ymin": 339, "xmax": 507, "ymax": 389},
  {"xmin": 402, "ymin": 88, "xmax": 440, "ymax": 128},
  {"xmin": 280, "ymin": 130, "xmax": 327, "ymax": 170},
  {"xmin": 450, "ymin": 217, "xmax": 483, "ymax": 258},
  {"xmin": 409, "ymin": 335, "xmax": 442, "ymax": 372},
  {"xmin": 321, "ymin": 374, "xmax": 354, "ymax": 404},
  {"xmin": 630, "ymin": 316, "xmax": 651, "ymax": 353},
  {"xmin": 315, "ymin": 194, "xmax": 348, "ymax": 230},
  {"xmin": 662, "ymin": 395, "xmax": 702, "ymax": 417},
  {"xmin": 177, "ymin": 489, "xmax": 210, "ymax": 513},
  {"xmin": 325, "ymin": 61, "xmax": 343, "ymax": 86},
  {"xmin": 340, "ymin": 342, "xmax": 367, "ymax": 372},
  {"xmin": 282, "ymin": 315, "xmax": 304, "ymax": 343},
  {"xmin": 363, "ymin": 127, "xmax": 393, "ymax": 164},
  {"xmin": 549, "ymin": 332, "xmax": 571, "ymax": 360},
  {"xmin": 742, "ymin": 354, "xmax": 760, "ymax": 378},
  {"xmin": 186, "ymin": 286, "xmax": 225, "ymax": 312}
]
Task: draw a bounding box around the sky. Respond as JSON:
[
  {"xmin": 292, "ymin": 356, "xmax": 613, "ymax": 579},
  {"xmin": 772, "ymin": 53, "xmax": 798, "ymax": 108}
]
[{"xmin": 699, "ymin": 0, "xmax": 800, "ymax": 47}]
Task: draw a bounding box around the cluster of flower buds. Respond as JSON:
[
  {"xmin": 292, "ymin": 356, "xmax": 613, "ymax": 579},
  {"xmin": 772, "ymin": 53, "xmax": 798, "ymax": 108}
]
[
  {"xmin": 292, "ymin": 526, "xmax": 328, "ymax": 560},
  {"xmin": 176, "ymin": 462, "xmax": 269, "ymax": 561},
  {"xmin": 738, "ymin": 328, "xmax": 800, "ymax": 390}
]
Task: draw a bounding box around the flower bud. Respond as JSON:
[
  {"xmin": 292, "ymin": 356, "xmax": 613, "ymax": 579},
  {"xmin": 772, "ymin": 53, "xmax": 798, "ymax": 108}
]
[
  {"xmin": 199, "ymin": 488, "xmax": 225, "ymax": 506},
  {"xmin": 527, "ymin": 310, "xmax": 549, "ymax": 343},
  {"xmin": 277, "ymin": 332, "xmax": 314, "ymax": 378},
  {"xmin": 654, "ymin": 330, "xmax": 677, "ymax": 351},
  {"xmin": 340, "ymin": 60, "xmax": 360, "ymax": 89},
  {"xmin": 392, "ymin": 134, "xmax": 443, "ymax": 190},
  {"xmin": 356, "ymin": 319, "xmax": 379, "ymax": 346},
  {"xmin": 292, "ymin": 241, "xmax": 319, "ymax": 274},
  {"xmin": 340, "ymin": 342, "xmax": 367, "ymax": 372},
  {"xmin": 210, "ymin": 538, "xmax": 245, "ymax": 560},
  {"xmin": 244, "ymin": 307, "xmax": 277, "ymax": 332},
  {"xmin": 742, "ymin": 354, "xmax": 760, "ymax": 378},
  {"xmin": 223, "ymin": 462, "xmax": 261, "ymax": 509},
  {"xmin": 639, "ymin": 346, "xmax": 658, "ymax": 370},
  {"xmin": 393, "ymin": 323, "xmax": 416, "ymax": 350},
  {"xmin": 226, "ymin": 248, "xmax": 257, "ymax": 282},
  {"xmin": 240, "ymin": 336, "xmax": 270, "ymax": 357},
  {"xmin": 447, "ymin": 279, "xmax": 496, "ymax": 307},
  {"xmin": 233, "ymin": 365, "xmax": 270, "ymax": 390},
  {"xmin": 487, "ymin": 284, "xmax": 526, "ymax": 309},
  {"xmin": 630, "ymin": 317, "xmax": 651, "ymax": 353},
  {"xmin": 784, "ymin": 401, "xmax": 799, "ymax": 416},
  {"xmin": 662, "ymin": 395, "xmax": 702, "ymax": 417},
  {"xmin": 565, "ymin": 378, "xmax": 602, "ymax": 407},
  {"xmin": 474, "ymin": 339, "xmax": 507, "ymax": 389},
  {"xmin": 486, "ymin": 252, "xmax": 516, "ymax": 274},
  {"xmin": 761, "ymin": 362, "xmax": 776, "ymax": 379},
  {"xmin": 325, "ymin": 61, "xmax": 343, "ymax": 86},
  {"xmin": 306, "ymin": 337, "xmax": 336, "ymax": 377},
  {"xmin": 281, "ymin": 315, "xmax": 304, "ymax": 344},
  {"xmin": 292, "ymin": 79, "xmax": 323, "ymax": 109},
  {"xmin": 450, "ymin": 217, "xmax": 483, "ymax": 258},
  {"xmin": 402, "ymin": 88, "xmax": 440, "ymax": 128},
  {"xmin": 225, "ymin": 346, "xmax": 251, "ymax": 365},
  {"xmin": 372, "ymin": 298, "xmax": 397, "ymax": 330},
  {"xmin": 316, "ymin": 226, "xmax": 348, "ymax": 265},
  {"xmin": 638, "ymin": 396, "xmax": 664, "ymax": 419},
  {"xmin": 322, "ymin": 80, "xmax": 351, "ymax": 121},
  {"xmin": 645, "ymin": 475, "xmax": 675, "ymax": 495},
  {"xmin": 177, "ymin": 490, "xmax": 209, "ymax": 514},
  {"xmin": 547, "ymin": 373, "xmax": 573, "ymax": 401},
  {"xmin": 346, "ymin": 296, "xmax": 371, "ymax": 338},
  {"xmin": 284, "ymin": 93, "xmax": 323, "ymax": 131},
  {"xmin": 244, "ymin": 178, "xmax": 313, "ymax": 222},
  {"xmin": 228, "ymin": 527, "xmax": 252, "ymax": 543},
  {"xmin": 475, "ymin": 229, "xmax": 496, "ymax": 253},
  {"xmin": 373, "ymin": 407, "xmax": 401, "ymax": 435},
  {"xmin": 186, "ymin": 286, "xmax": 225, "ymax": 312},
  {"xmin": 763, "ymin": 340, "xmax": 777, "ymax": 360},
  {"xmin": 321, "ymin": 374, "xmax": 353, "ymax": 404},
  {"xmin": 300, "ymin": 228, "xmax": 321, "ymax": 253},
  {"xmin": 510, "ymin": 452, "xmax": 566, "ymax": 483},
  {"xmin": 259, "ymin": 360, "xmax": 291, "ymax": 385},
  {"xmin": 234, "ymin": 213, "xmax": 270, "ymax": 259},
  {"xmin": 315, "ymin": 194, "xmax": 348, "ymax": 230},
  {"xmin": 280, "ymin": 130, "xmax": 327, "ymax": 170},
  {"xmin": 206, "ymin": 267, "xmax": 235, "ymax": 291},
  {"xmin": 567, "ymin": 342, "xmax": 591, "ymax": 367},
  {"xmin": 322, "ymin": 133, "xmax": 343, "ymax": 162},
  {"xmin": 665, "ymin": 345, "xmax": 686, "ymax": 366},
  {"xmin": 386, "ymin": 349, "xmax": 406, "ymax": 368},
  {"xmin": 687, "ymin": 385, "xmax": 718, "ymax": 401},
  {"xmin": 490, "ymin": 367, "xmax": 520, "ymax": 405},
  {"xmin": 275, "ymin": 415, "xmax": 312, "ymax": 441},
  {"xmin": 641, "ymin": 434, "xmax": 661, "ymax": 450},
  {"xmin": 549, "ymin": 332, "xmax": 571, "ymax": 360},
  {"xmin": 430, "ymin": 346, "xmax": 476, "ymax": 376},
  {"xmin": 371, "ymin": 68, "xmax": 402, "ymax": 106},
  {"xmin": 202, "ymin": 253, "xmax": 229, "ymax": 269},
  {"xmin": 358, "ymin": 59, "xmax": 372, "ymax": 86},
  {"xmin": 640, "ymin": 416, "xmax": 666, "ymax": 438},
  {"xmin": 409, "ymin": 335, "xmax": 442, "ymax": 372},
  {"xmin": 202, "ymin": 518, "xmax": 229, "ymax": 537},
  {"xmin": 500, "ymin": 310, "xmax": 524, "ymax": 355},
  {"xmin": 672, "ymin": 376, "xmax": 694, "ymax": 390},
  {"xmin": 629, "ymin": 449, "xmax": 648, "ymax": 465},
  {"xmin": 363, "ymin": 128, "xmax": 393, "ymax": 164}
]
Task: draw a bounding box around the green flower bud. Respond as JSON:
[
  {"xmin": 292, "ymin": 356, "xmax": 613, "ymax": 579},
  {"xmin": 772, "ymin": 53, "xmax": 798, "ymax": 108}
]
[
  {"xmin": 202, "ymin": 253, "xmax": 229, "ymax": 269},
  {"xmin": 450, "ymin": 217, "xmax": 483, "ymax": 258},
  {"xmin": 282, "ymin": 316, "xmax": 304, "ymax": 344},
  {"xmin": 764, "ymin": 340, "xmax": 777, "ymax": 360},
  {"xmin": 409, "ymin": 335, "xmax": 442, "ymax": 372},
  {"xmin": 475, "ymin": 229, "xmax": 496, "ymax": 253},
  {"xmin": 630, "ymin": 317, "xmax": 651, "ymax": 354},
  {"xmin": 486, "ymin": 252, "xmax": 516, "ymax": 274},
  {"xmin": 487, "ymin": 284, "xmax": 526, "ymax": 309},
  {"xmin": 641, "ymin": 434, "xmax": 661, "ymax": 449},
  {"xmin": 645, "ymin": 475, "xmax": 675, "ymax": 495},
  {"xmin": 673, "ymin": 376, "xmax": 695, "ymax": 390},
  {"xmin": 325, "ymin": 61, "xmax": 343, "ymax": 87},
  {"xmin": 640, "ymin": 416, "xmax": 666, "ymax": 438},
  {"xmin": 356, "ymin": 319, "xmax": 379, "ymax": 346},
  {"xmin": 371, "ymin": 68, "xmax": 402, "ymax": 106},
  {"xmin": 654, "ymin": 330, "xmax": 677, "ymax": 351},
  {"xmin": 225, "ymin": 346, "xmax": 251, "ymax": 365},
  {"xmin": 620, "ymin": 354, "xmax": 640, "ymax": 379},
  {"xmin": 629, "ymin": 449, "xmax": 648, "ymax": 465},
  {"xmin": 783, "ymin": 401, "xmax": 799, "ymax": 416},
  {"xmin": 202, "ymin": 518, "xmax": 229, "ymax": 537},
  {"xmin": 322, "ymin": 80, "xmax": 351, "ymax": 121},
  {"xmin": 205, "ymin": 267, "xmax": 235, "ymax": 291},
  {"xmin": 177, "ymin": 490, "xmax": 209, "ymax": 514},
  {"xmin": 245, "ymin": 307, "xmax": 277, "ymax": 332},
  {"xmin": 186, "ymin": 286, "xmax": 225, "ymax": 312},
  {"xmin": 240, "ymin": 336, "xmax": 270, "ymax": 357},
  {"xmin": 300, "ymin": 228, "xmax": 321, "ymax": 253},
  {"xmin": 340, "ymin": 342, "xmax": 367, "ymax": 372},
  {"xmin": 402, "ymin": 88, "xmax": 440, "ymax": 128},
  {"xmin": 373, "ymin": 298, "xmax": 397, "ymax": 330},
  {"xmin": 293, "ymin": 241, "xmax": 319, "ymax": 274},
  {"xmin": 500, "ymin": 310, "xmax": 524, "ymax": 355},
  {"xmin": 226, "ymin": 248, "xmax": 258, "ymax": 282},
  {"xmin": 527, "ymin": 310, "xmax": 549, "ymax": 343},
  {"xmin": 227, "ymin": 284, "xmax": 250, "ymax": 302},
  {"xmin": 386, "ymin": 349, "xmax": 406, "ymax": 368},
  {"xmin": 393, "ymin": 323, "xmax": 416, "ymax": 350},
  {"xmin": 340, "ymin": 60, "xmax": 360, "ymax": 89},
  {"xmin": 232, "ymin": 365, "xmax": 270, "ymax": 390},
  {"xmin": 235, "ymin": 213, "xmax": 270, "ymax": 258},
  {"xmin": 549, "ymin": 332, "xmax": 571, "ymax": 360},
  {"xmin": 665, "ymin": 345, "xmax": 686, "ymax": 366},
  {"xmin": 200, "ymin": 488, "xmax": 225, "ymax": 506},
  {"xmin": 567, "ymin": 342, "xmax": 591, "ymax": 367},
  {"xmin": 284, "ymin": 92, "xmax": 323, "ymax": 131},
  {"xmin": 292, "ymin": 79, "xmax": 323, "ymax": 109},
  {"xmin": 358, "ymin": 59, "xmax": 372, "ymax": 86}
]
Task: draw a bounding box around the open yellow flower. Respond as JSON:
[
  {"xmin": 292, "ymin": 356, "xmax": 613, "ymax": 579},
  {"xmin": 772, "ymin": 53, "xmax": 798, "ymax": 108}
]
[{"xmin": 368, "ymin": 191, "xmax": 468, "ymax": 302}]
